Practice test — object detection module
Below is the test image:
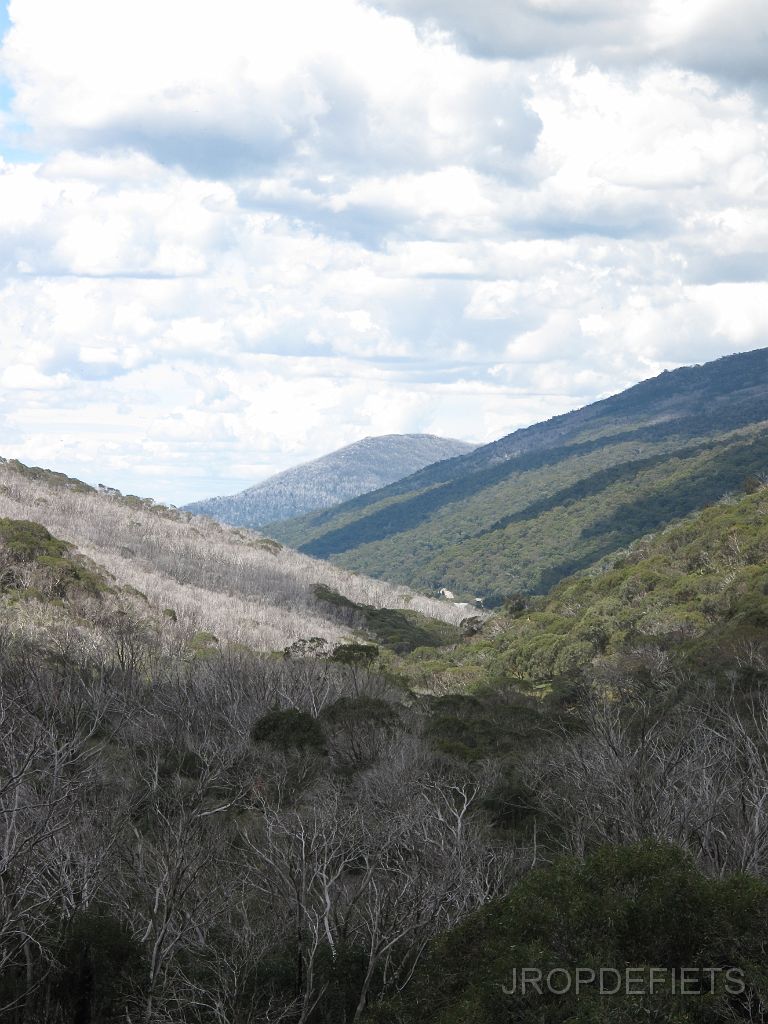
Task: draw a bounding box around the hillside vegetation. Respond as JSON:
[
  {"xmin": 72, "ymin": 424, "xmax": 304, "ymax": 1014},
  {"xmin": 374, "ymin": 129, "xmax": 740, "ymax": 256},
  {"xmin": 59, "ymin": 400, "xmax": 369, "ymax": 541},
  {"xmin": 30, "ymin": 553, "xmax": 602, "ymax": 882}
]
[
  {"xmin": 183, "ymin": 434, "xmax": 474, "ymax": 528},
  {"xmin": 0, "ymin": 510, "xmax": 518, "ymax": 1024},
  {"xmin": 372, "ymin": 843, "xmax": 768, "ymax": 1024},
  {"xmin": 0, "ymin": 457, "xmax": 464, "ymax": 652},
  {"xmin": 401, "ymin": 484, "xmax": 768, "ymax": 694},
  {"xmin": 271, "ymin": 348, "xmax": 768, "ymax": 603}
]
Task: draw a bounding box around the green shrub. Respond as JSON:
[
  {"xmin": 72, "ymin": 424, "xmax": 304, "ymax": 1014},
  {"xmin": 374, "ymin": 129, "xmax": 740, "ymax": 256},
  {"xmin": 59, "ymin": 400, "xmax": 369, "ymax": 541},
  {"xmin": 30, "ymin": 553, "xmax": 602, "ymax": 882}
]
[
  {"xmin": 376, "ymin": 842, "xmax": 768, "ymax": 1024},
  {"xmin": 186, "ymin": 631, "xmax": 219, "ymax": 658},
  {"xmin": 251, "ymin": 708, "xmax": 326, "ymax": 751},
  {"xmin": 330, "ymin": 642, "xmax": 379, "ymax": 667},
  {"xmin": 0, "ymin": 518, "xmax": 71, "ymax": 561}
]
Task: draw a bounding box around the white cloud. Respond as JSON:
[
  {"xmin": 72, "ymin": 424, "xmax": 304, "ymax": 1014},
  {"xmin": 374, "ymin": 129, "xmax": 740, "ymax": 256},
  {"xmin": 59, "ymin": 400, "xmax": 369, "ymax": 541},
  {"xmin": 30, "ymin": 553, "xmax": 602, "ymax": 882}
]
[
  {"xmin": 686, "ymin": 282, "xmax": 768, "ymax": 345},
  {"xmin": 2, "ymin": 0, "xmax": 539, "ymax": 180},
  {"xmin": 1, "ymin": 363, "xmax": 70, "ymax": 388},
  {"xmin": 369, "ymin": 0, "xmax": 768, "ymax": 86}
]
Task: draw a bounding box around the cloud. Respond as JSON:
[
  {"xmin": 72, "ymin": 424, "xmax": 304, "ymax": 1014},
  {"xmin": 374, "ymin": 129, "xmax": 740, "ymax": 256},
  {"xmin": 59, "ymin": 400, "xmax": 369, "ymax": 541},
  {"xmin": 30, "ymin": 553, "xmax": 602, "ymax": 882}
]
[
  {"xmin": 653, "ymin": 0, "xmax": 768, "ymax": 86},
  {"xmin": 0, "ymin": 0, "xmax": 765, "ymax": 504},
  {"xmin": 367, "ymin": 0, "xmax": 648, "ymax": 62},
  {"xmin": 368, "ymin": 0, "xmax": 768, "ymax": 87},
  {"xmin": 1, "ymin": 363, "xmax": 70, "ymax": 389},
  {"xmin": 1, "ymin": 0, "xmax": 539, "ymax": 182}
]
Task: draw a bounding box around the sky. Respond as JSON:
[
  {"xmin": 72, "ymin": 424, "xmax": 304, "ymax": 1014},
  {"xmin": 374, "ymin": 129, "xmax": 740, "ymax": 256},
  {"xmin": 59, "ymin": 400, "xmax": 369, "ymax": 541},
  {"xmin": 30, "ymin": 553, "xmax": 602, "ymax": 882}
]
[{"xmin": 0, "ymin": 0, "xmax": 766, "ymax": 504}]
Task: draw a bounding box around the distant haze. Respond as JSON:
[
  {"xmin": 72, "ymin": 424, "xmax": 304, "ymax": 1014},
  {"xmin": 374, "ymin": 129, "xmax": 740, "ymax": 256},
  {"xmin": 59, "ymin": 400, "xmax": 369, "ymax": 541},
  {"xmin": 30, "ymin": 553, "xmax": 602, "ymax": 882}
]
[{"xmin": 183, "ymin": 434, "xmax": 474, "ymax": 527}]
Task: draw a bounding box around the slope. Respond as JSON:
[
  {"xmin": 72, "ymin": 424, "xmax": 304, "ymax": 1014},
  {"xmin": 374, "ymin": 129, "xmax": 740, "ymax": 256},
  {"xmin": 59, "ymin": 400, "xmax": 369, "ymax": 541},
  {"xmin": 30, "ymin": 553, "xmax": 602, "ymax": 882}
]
[
  {"xmin": 3, "ymin": 470, "xmax": 768, "ymax": 1024},
  {"xmin": 403, "ymin": 481, "xmax": 768, "ymax": 694},
  {"xmin": 182, "ymin": 433, "xmax": 474, "ymax": 527},
  {"xmin": 269, "ymin": 348, "xmax": 768, "ymax": 603},
  {"xmin": 0, "ymin": 457, "xmax": 464, "ymax": 653}
]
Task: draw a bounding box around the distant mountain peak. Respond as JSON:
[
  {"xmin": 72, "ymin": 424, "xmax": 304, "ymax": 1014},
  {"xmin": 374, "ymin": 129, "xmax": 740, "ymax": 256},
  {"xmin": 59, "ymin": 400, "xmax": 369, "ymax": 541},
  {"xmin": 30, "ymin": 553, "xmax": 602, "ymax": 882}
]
[{"xmin": 182, "ymin": 433, "xmax": 475, "ymax": 528}]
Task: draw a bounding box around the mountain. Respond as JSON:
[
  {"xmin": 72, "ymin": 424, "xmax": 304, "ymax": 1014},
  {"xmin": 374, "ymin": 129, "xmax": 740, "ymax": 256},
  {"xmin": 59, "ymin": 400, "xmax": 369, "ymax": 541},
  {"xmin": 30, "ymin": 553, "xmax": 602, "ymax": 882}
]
[
  {"xmin": 182, "ymin": 433, "xmax": 475, "ymax": 527},
  {"xmin": 269, "ymin": 348, "xmax": 768, "ymax": 603},
  {"xmin": 375, "ymin": 482, "xmax": 768, "ymax": 1024}
]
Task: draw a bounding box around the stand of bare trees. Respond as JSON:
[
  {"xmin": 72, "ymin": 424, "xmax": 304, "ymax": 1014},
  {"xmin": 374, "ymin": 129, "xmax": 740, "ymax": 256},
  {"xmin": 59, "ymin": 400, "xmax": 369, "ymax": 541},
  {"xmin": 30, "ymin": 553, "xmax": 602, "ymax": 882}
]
[
  {"xmin": 0, "ymin": 620, "xmax": 520, "ymax": 1023},
  {"xmin": 526, "ymin": 688, "xmax": 768, "ymax": 877},
  {"xmin": 3, "ymin": 458, "xmax": 768, "ymax": 1022},
  {"xmin": 0, "ymin": 462, "xmax": 468, "ymax": 656}
]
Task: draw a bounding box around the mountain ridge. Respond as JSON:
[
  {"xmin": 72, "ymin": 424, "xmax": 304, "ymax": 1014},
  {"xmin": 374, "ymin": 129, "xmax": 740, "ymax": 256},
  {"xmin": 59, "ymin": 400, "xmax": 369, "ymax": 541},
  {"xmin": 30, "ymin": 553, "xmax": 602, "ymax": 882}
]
[
  {"xmin": 268, "ymin": 348, "xmax": 768, "ymax": 602},
  {"xmin": 183, "ymin": 432, "xmax": 475, "ymax": 527}
]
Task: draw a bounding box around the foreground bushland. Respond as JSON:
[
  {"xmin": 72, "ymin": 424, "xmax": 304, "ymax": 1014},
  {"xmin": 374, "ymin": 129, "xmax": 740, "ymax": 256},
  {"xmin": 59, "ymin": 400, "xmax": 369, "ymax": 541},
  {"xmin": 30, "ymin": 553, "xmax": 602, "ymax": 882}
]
[{"xmin": 1, "ymin": 475, "xmax": 768, "ymax": 1022}]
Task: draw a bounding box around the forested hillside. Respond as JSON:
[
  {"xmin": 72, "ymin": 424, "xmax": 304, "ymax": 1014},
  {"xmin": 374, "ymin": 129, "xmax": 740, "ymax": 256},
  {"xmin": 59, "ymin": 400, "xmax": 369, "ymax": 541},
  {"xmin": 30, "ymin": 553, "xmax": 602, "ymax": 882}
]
[
  {"xmin": 0, "ymin": 457, "xmax": 463, "ymax": 652},
  {"xmin": 401, "ymin": 483, "xmax": 768, "ymax": 695},
  {"xmin": 376, "ymin": 484, "xmax": 768, "ymax": 1023},
  {"xmin": 183, "ymin": 434, "xmax": 474, "ymax": 527},
  {"xmin": 0, "ymin": 512, "xmax": 511, "ymax": 1023},
  {"xmin": 271, "ymin": 348, "xmax": 768, "ymax": 603},
  {"xmin": 373, "ymin": 843, "xmax": 768, "ymax": 1023}
]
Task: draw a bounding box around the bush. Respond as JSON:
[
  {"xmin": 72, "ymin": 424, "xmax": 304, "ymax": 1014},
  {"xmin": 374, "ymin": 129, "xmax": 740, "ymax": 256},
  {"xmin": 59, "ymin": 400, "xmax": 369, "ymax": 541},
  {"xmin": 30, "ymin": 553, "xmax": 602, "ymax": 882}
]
[
  {"xmin": 0, "ymin": 518, "xmax": 71, "ymax": 561},
  {"xmin": 330, "ymin": 642, "xmax": 379, "ymax": 667},
  {"xmin": 186, "ymin": 631, "xmax": 219, "ymax": 659},
  {"xmin": 251, "ymin": 708, "xmax": 326, "ymax": 751},
  {"xmin": 376, "ymin": 842, "xmax": 768, "ymax": 1024}
]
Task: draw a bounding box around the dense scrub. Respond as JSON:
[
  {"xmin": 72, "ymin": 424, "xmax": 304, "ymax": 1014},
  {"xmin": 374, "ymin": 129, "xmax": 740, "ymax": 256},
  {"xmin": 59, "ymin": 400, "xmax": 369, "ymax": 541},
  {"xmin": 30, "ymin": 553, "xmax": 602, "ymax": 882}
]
[
  {"xmin": 372, "ymin": 843, "xmax": 768, "ymax": 1023},
  {"xmin": 0, "ymin": 595, "xmax": 521, "ymax": 1023},
  {"xmin": 0, "ymin": 524, "xmax": 518, "ymax": 1022},
  {"xmin": 2, "ymin": 510, "xmax": 768, "ymax": 1022},
  {"xmin": 312, "ymin": 583, "xmax": 462, "ymax": 652}
]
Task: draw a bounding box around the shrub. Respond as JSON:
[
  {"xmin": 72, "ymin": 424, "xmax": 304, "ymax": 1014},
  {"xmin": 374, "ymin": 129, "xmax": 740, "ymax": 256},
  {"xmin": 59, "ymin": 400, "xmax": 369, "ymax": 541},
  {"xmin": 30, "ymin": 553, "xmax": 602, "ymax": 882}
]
[
  {"xmin": 251, "ymin": 708, "xmax": 326, "ymax": 751},
  {"xmin": 376, "ymin": 842, "xmax": 768, "ymax": 1024},
  {"xmin": 186, "ymin": 631, "xmax": 219, "ymax": 659},
  {"xmin": 330, "ymin": 642, "xmax": 379, "ymax": 667},
  {"xmin": 0, "ymin": 518, "xmax": 71, "ymax": 561}
]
